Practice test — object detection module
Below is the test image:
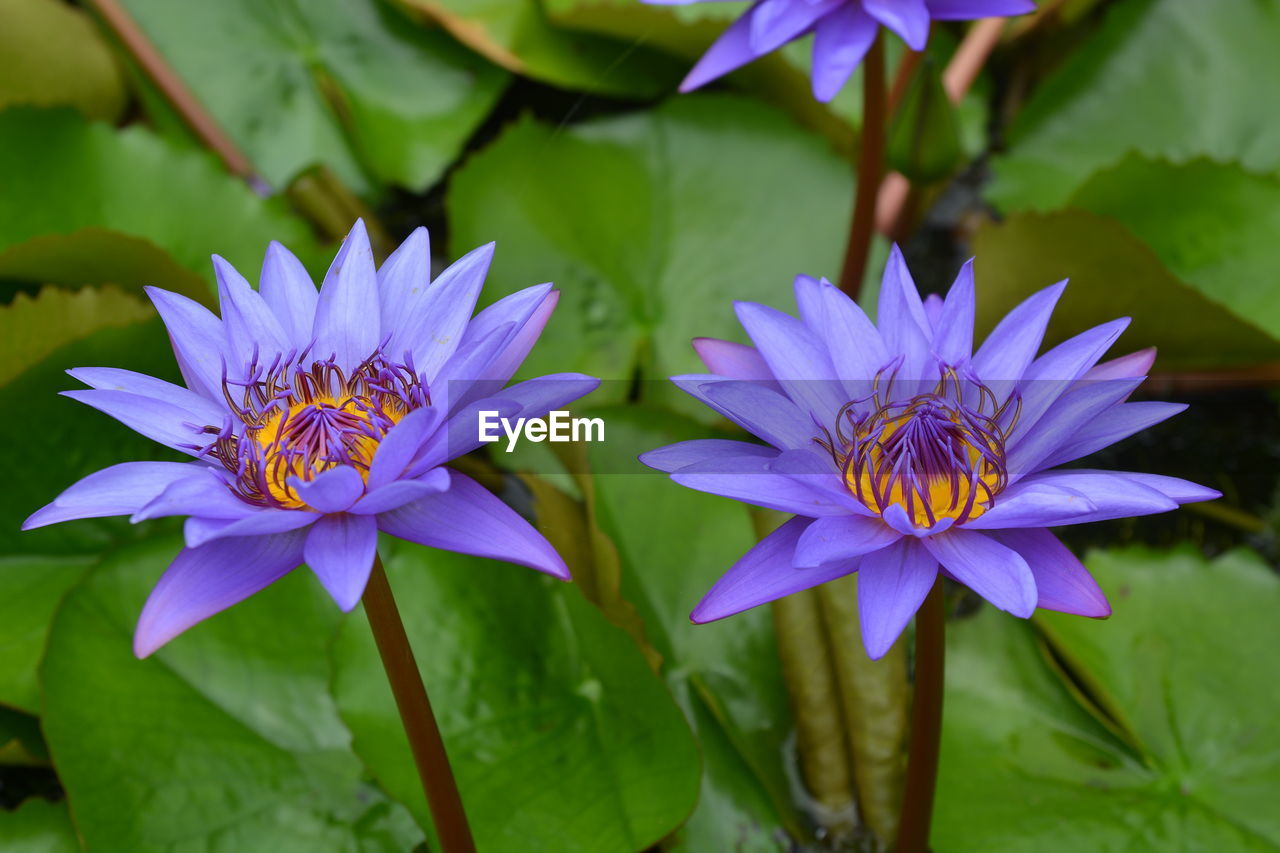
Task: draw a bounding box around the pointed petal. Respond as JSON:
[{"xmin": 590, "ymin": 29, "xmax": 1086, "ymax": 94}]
[
  {"xmin": 877, "ymin": 245, "xmax": 933, "ymax": 378},
  {"xmin": 23, "ymin": 462, "xmax": 206, "ymax": 529},
  {"xmin": 213, "ymin": 255, "xmax": 291, "ymax": 368},
  {"xmin": 260, "ymin": 241, "xmax": 319, "ymax": 348},
  {"xmin": 639, "ymin": 439, "xmax": 775, "ymax": 473},
  {"xmin": 1011, "ymin": 318, "xmax": 1131, "ymax": 443},
  {"xmin": 672, "ymin": 452, "xmax": 857, "ymax": 517},
  {"xmin": 932, "ymin": 259, "xmax": 975, "ymax": 364},
  {"xmin": 926, "ymin": 0, "xmax": 1035, "ymax": 19},
  {"xmin": 1112, "ymin": 472, "xmax": 1220, "ymax": 505},
  {"xmin": 144, "ymin": 286, "xmax": 227, "ymax": 401},
  {"xmin": 735, "ymin": 301, "xmax": 846, "ymax": 426},
  {"xmin": 377, "ymin": 472, "xmax": 569, "ymax": 579},
  {"xmin": 808, "ymin": 277, "xmax": 890, "ymax": 389},
  {"xmin": 864, "ymin": 0, "xmax": 930, "ymax": 50},
  {"xmin": 692, "ymin": 338, "xmax": 778, "ymax": 386},
  {"xmin": 750, "ymin": 0, "xmax": 842, "ymax": 54},
  {"xmin": 1085, "ymin": 348, "xmax": 1157, "ymax": 381},
  {"xmin": 988, "ymin": 528, "xmax": 1110, "ymax": 618},
  {"xmin": 67, "ymin": 367, "xmax": 225, "ymax": 426},
  {"xmin": 794, "ymin": 514, "xmax": 901, "ymax": 567},
  {"xmin": 61, "ymin": 390, "xmax": 211, "ymax": 455},
  {"xmin": 183, "ymin": 509, "xmax": 316, "ymax": 548},
  {"xmin": 133, "ymin": 530, "xmax": 306, "ymax": 657},
  {"xmin": 304, "ymin": 513, "xmax": 378, "ymax": 611},
  {"xmin": 1006, "ymin": 377, "xmax": 1142, "ymax": 479},
  {"xmin": 959, "ymin": 480, "xmax": 1096, "ymax": 529},
  {"xmin": 691, "ymin": 517, "xmax": 858, "ymax": 622},
  {"xmin": 680, "ymin": 10, "xmax": 760, "ymax": 92},
  {"xmin": 377, "ymin": 227, "xmax": 430, "ymax": 339},
  {"xmin": 132, "ymin": 471, "xmax": 255, "ymax": 522},
  {"xmin": 811, "ymin": 3, "xmax": 877, "ymax": 101},
  {"xmin": 312, "ymin": 220, "xmax": 380, "ymax": 369},
  {"xmin": 1012, "ymin": 470, "xmax": 1180, "ymax": 523},
  {"xmin": 971, "ymin": 280, "xmax": 1067, "ymax": 384},
  {"xmin": 677, "ymin": 377, "xmax": 817, "ymax": 450},
  {"xmin": 922, "ymin": 528, "xmax": 1037, "ymax": 617},
  {"xmin": 857, "ymin": 538, "xmax": 938, "ymax": 659},
  {"xmin": 1037, "ymin": 402, "xmax": 1185, "ymax": 469},
  {"xmin": 388, "ymin": 242, "xmax": 493, "ymax": 380}
]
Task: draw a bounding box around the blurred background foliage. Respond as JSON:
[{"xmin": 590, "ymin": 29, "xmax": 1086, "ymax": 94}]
[{"xmin": 1, "ymin": 0, "xmax": 1278, "ymax": 851}]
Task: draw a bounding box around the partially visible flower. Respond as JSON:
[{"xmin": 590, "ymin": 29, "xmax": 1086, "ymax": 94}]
[
  {"xmin": 646, "ymin": 0, "xmax": 1035, "ymax": 102},
  {"xmin": 26, "ymin": 222, "xmax": 598, "ymax": 657},
  {"xmin": 641, "ymin": 248, "xmax": 1217, "ymax": 658}
]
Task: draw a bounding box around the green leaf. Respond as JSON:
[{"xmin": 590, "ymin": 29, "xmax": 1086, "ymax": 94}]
[
  {"xmin": 936, "ymin": 546, "xmax": 1280, "ymax": 851},
  {"xmin": 0, "ymin": 707, "xmax": 49, "ymax": 765},
  {"xmin": 1067, "ymin": 156, "xmax": 1280, "ymax": 341},
  {"xmin": 118, "ymin": 0, "xmax": 508, "ymax": 194},
  {"xmin": 0, "ymin": 555, "xmax": 92, "ymax": 714},
  {"xmin": 0, "ymin": 286, "xmax": 153, "ymax": 388},
  {"xmin": 390, "ymin": 0, "xmax": 682, "ymax": 99},
  {"xmin": 0, "ymin": 107, "xmax": 323, "ymax": 288},
  {"xmin": 971, "ymin": 209, "xmax": 1280, "ymax": 368},
  {"xmin": 580, "ymin": 407, "xmax": 803, "ymax": 848},
  {"xmin": 989, "ymin": 0, "xmax": 1280, "ymax": 211},
  {"xmin": 330, "ymin": 537, "xmax": 702, "ymax": 853},
  {"xmin": 448, "ymin": 95, "xmax": 852, "ymax": 403},
  {"xmin": 0, "ymin": 798, "xmax": 79, "ymax": 853},
  {"xmin": 0, "ymin": 0, "xmax": 127, "ymax": 121},
  {"xmin": 39, "ymin": 534, "xmax": 424, "ymax": 853}
]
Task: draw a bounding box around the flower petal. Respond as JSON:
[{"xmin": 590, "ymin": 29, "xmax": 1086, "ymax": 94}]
[
  {"xmin": 260, "ymin": 241, "xmax": 319, "ymax": 349},
  {"xmin": 857, "ymin": 538, "xmax": 938, "ymax": 659},
  {"xmin": 288, "ymin": 466, "xmax": 365, "ymax": 514},
  {"xmin": 183, "ymin": 509, "xmax": 317, "ymax": 548},
  {"xmin": 925, "ymin": 0, "xmax": 1035, "ymax": 19},
  {"xmin": 677, "ymin": 377, "xmax": 817, "ymax": 450},
  {"xmin": 735, "ymin": 301, "xmax": 846, "ymax": 426},
  {"xmin": 1011, "ymin": 318, "xmax": 1131, "ymax": 442},
  {"xmin": 132, "ymin": 470, "xmax": 255, "ymax": 522},
  {"xmin": 680, "ymin": 10, "xmax": 759, "ymax": 92},
  {"xmin": 751, "ymin": 0, "xmax": 841, "ymax": 53},
  {"xmin": 692, "ymin": 338, "xmax": 778, "ymax": 386},
  {"xmin": 960, "ymin": 481, "xmax": 1096, "ymax": 529},
  {"xmin": 863, "ymin": 0, "xmax": 930, "ymax": 50},
  {"xmin": 932, "ymin": 259, "xmax": 975, "ymax": 365},
  {"xmin": 877, "ymin": 245, "xmax": 933, "ymax": 378},
  {"xmin": 376, "ymin": 226, "xmax": 430, "ymax": 341},
  {"xmin": 1084, "ymin": 348, "xmax": 1157, "ymax": 381},
  {"xmin": 213, "ymin": 254, "xmax": 291, "ymax": 368},
  {"xmin": 66, "ymin": 367, "xmax": 225, "ymax": 427},
  {"xmin": 304, "ymin": 513, "xmax": 378, "ymax": 611},
  {"xmin": 456, "ymin": 283, "xmax": 558, "ymax": 391},
  {"xmin": 1113, "ymin": 472, "xmax": 1220, "ymax": 505},
  {"xmin": 1012, "ymin": 470, "xmax": 1180, "ymax": 523},
  {"xmin": 312, "ymin": 220, "xmax": 381, "ymax": 369},
  {"xmin": 377, "ymin": 472, "xmax": 570, "ymax": 579},
  {"xmin": 672, "ymin": 453, "xmax": 856, "ymax": 517},
  {"xmin": 768, "ymin": 448, "xmax": 879, "ymax": 516},
  {"xmin": 144, "ymin": 286, "xmax": 227, "ymax": 401},
  {"xmin": 794, "ymin": 514, "xmax": 901, "ymax": 567},
  {"xmin": 1037, "ymin": 402, "xmax": 1185, "ymax": 469},
  {"xmin": 988, "ymin": 528, "xmax": 1110, "ymax": 618},
  {"xmin": 388, "ymin": 242, "xmax": 494, "ymax": 380},
  {"xmin": 691, "ymin": 517, "xmax": 857, "ymax": 622},
  {"xmin": 61, "ymin": 389, "xmax": 211, "ymax": 455},
  {"xmin": 350, "ymin": 469, "xmax": 451, "ymax": 515},
  {"xmin": 811, "ymin": 3, "xmax": 877, "ymax": 102},
  {"xmin": 23, "ymin": 461, "xmax": 206, "ymax": 529},
  {"xmin": 367, "ymin": 406, "xmax": 444, "ymax": 491},
  {"xmin": 1006, "ymin": 377, "xmax": 1142, "ymax": 479},
  {"xmin": 922, "ymin": 528, "xmax": 1037, "ymax": 617},
  {"xmin": 133, "ymin": 530, "xmax": 306, "ymax": 657},
  {"xmin": 639, "ymin": 439, "xmax": 776, "ymax": 473},
  {"xmin": 804, "ymin": 277, "xmax": 890, "ymax": 390},
  {"xmin": 972, "ymin": 280, "xmax": 1067, "ymax": 387},
  {"xmin": 881, "ymin": 503, "xmax": 955, "ymax": 537}
]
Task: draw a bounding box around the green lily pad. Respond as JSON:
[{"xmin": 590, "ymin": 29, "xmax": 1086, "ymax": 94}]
[
  {"xmin": 39, "ymin": 534, "xmax": 424, "ymax": 853},
  {"xmin": 330, "ymin": 537, "xmax": 702, "ymax": 853},
  {"xmin": 971, "ymin": 209, "xmax": 1280, "ymax": 368},
  {"xmin": 448, "ymin": 94, "xmax": 852, "ymax": 403},
  {"xmin": 935, "ymin": 546, "xmax": 1280, "ymax": 851},
  {"xmin": 119, "ymin": 0, "xmax": 508, "ymax": 194},
  {"xmin": 989, "ymin": 0, "xmax": 1280, "ymax": 211},
  {"xmin": 0, "ymin": 107, "xmax": 323, "ymax": 288}
]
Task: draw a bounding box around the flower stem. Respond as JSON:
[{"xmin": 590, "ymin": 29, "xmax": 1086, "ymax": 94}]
[
  {"xmin": 363, "ymin": 555, "xmax": 476, "ymax": 853},
  {"xmin": 893, "ymin": 577, "xmax": 945, "ymax": 853},
  {"xmin": 838, "ymin": 32, "xmax": 886, "ymax": 299}
]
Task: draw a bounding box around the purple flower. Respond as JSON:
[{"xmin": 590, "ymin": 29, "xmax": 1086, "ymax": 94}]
[
  {"xmin": 640, "ymin": 247, "xmax": 1218, "ymax": 658},
  {"xmin": 25, "ymin": 221, "xmax": 598, "ymax": 657},
  {"xmin": 647, "ymin": 0, "xmax": 1035, "ymax": 102}
]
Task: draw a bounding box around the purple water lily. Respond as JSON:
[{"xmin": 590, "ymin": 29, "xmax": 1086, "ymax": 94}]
[
  {"xmin": 646, "ymin": 0, "xmax": 1035, "ymax": 102},
  {"xmin": 640, "ymin": 248, "xmax": 1218, "ymax": 658},
  {"xmin": 25, "ymin": 221, "xmax": 598, "ymax": 657}
]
